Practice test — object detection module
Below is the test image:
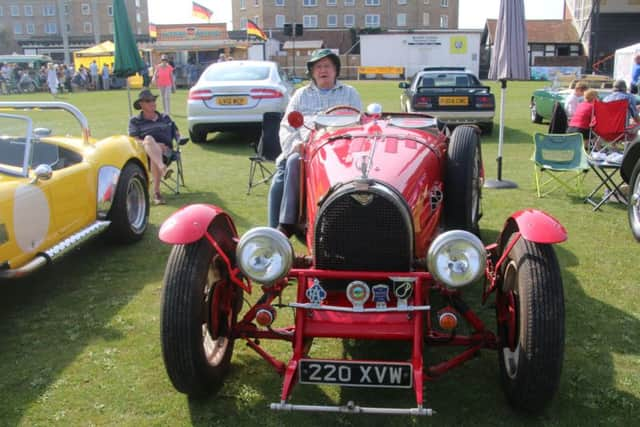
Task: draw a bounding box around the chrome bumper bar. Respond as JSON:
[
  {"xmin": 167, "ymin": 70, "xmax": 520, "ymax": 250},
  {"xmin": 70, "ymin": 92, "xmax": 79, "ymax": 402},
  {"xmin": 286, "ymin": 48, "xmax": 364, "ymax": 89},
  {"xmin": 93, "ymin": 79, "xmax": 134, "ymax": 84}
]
[{"xmin": 270, "ymin": 400, "xmax": 433, "ymax": 416}]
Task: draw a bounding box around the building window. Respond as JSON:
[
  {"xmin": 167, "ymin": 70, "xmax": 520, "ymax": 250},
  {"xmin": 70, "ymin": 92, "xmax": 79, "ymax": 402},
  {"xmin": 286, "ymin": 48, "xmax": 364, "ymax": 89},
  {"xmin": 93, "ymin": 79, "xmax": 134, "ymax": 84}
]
[
  {"xmin": 24, "ymin": 5, "xmax": 33, "ymax": 16},
  {"xmin": 344, "ymin": 0, "xmax": 355, "ymax": 6},
  {"xmin": 275, "ymin": 14, "xmax": 285, "ymax": 27},
  {"xmin": 66, "ymin": 23, "xmax": 71, "ymax": 33},
  {"xmin": 253, "ymin": 16, "xmax": 260, "ymax": 25},
  {"xmin": 327, "ymin": 0, "xmax": 337, "ymax": 5},
  {"xmin": 107, "ymin": 5, "xmax": 113, "ymax": 16},
  {"xmin": 327, "ymin": 14, "xmax": 337, "ymax": 27},
  {"xmin": 43, "ymin": 5, "xmax": 56, "ymax": 16},
  {"xmin": 255, "ymin": 0, "xmax": 260, "ymax": 6},
  {"xmin": 240, "ymin": 17, "xmax": 248, "ymax": 29},
  {"xmin": 422, "ymin": 12, "xmax": 430, "ymax": 25},
  {"xmin": 398, "ymin": 0, "xmax": 407, "ymax": 4},
  {"xmin": 81, "ymin": 3, "xmax": 90, "ymax": 15},
  {"xmin": 365, "ymin": 0, "xmax": 380, "ymax": 5},
  {"xmin": 45, "ymin": 22, "xmax": 57, "ymax": 34},
  {"xmin": 64, "ymin": 4, "xmax": 70, "ymax": 15},
  {"xmin": 344, "ymin": 14, "xmax": 354, "ymax": 27},
  {"xmin": 84, "ymin": 22, "xmax": 92, "ymax": 33},
  {"xmin": 11, "ymin": 5, "xmax": 20, "ymax": 16},
  {"xmin": 240, "ymin": 0, "xmax": 246, "ymax": 10},
  {"xmin": 441, "ymin": 0, "xmax": 448, "ymax": 6},
  {"xmin": 424, "ymin": 0, "xmax": 430, "ymax": 3},
  {"xmin": 136, "ymin": 12, "xmax": 141, "ymax": 23},
  {"xmin": 303, "ymin": 0, "xmax": 318, "ymax": 6},
  {"xmin": 14, "ymin": 23, "xmax": 23, "ymax": 34},
  {"xmin": 365, "ymin": 14, "xmax": 380, "ymax": 27},
  {"xmin": 303, "ymin": 15, "xmax": 318, "ymax": 27},
  {"xmin": 136, "ymin": 0, "xmax": 140, "ymax": 7},
  {"xmin": 275, "ymin": 0, "xmax": 285, "ymax": 6},
  {"xmin": 397, "ymin": 13, "xmax": 406, "ymax": 26},
  {"xmin": 439, "ymin": 14, "xmax": 448, "ymax": 28},
  {"xmin": 0, "ymin": 7, "xmax": 3, "ymax": 17},
  {"xmin": 26, "ymin": 23, "xmax": 35, "ymax": 34},
  {"xmin": 108, "ymin": 22, "xmax": 114, "ymax": 33}
]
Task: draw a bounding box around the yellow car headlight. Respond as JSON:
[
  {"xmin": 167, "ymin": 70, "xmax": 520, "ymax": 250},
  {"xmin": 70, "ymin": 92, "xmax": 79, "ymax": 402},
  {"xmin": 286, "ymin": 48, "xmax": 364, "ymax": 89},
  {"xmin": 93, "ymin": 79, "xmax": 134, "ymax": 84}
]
[
  {"xmin": 236, "ymin": 227, "xmax": 293, "ymax": 285},
  {"xmin": 427, "ymin": 230, "xmax": 486, "ymax": 288}
]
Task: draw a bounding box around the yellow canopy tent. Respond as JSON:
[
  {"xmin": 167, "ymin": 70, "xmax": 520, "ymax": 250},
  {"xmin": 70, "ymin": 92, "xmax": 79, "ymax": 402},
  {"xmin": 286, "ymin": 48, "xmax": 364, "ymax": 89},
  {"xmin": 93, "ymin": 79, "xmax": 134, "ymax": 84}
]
[{"xmin": 73, "ymin": 41, "xmax": 143, "ymax": 89}]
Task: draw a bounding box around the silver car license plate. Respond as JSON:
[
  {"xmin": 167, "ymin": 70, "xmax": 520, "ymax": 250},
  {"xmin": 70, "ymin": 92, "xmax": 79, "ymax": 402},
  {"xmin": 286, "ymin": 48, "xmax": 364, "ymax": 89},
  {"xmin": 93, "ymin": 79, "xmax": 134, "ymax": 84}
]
[{"xmin": 298, "ymin": 359, "xmax": 413, "ymax": 388}]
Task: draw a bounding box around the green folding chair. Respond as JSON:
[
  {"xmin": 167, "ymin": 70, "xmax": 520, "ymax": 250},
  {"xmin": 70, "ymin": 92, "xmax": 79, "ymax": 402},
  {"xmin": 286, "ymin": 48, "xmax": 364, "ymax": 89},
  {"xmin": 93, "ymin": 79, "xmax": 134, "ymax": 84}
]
[{"xmin": 532, "ymin": 132, "xmax": 590, "ymax": 197}]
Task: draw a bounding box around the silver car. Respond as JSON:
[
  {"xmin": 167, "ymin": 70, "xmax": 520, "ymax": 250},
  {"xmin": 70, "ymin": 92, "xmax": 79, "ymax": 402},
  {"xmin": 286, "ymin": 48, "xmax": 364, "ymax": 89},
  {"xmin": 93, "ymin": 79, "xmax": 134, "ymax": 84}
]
[{"xmin": 187, "ymin": 60, "xmax": 294, "ymax": 143}]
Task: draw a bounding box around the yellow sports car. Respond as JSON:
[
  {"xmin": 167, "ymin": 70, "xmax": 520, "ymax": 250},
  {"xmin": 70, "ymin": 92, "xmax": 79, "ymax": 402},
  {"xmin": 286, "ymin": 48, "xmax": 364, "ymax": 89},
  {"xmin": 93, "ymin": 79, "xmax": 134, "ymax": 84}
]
[{"xmin": 0, "ymin": 101, "xmax": 150, "ymax": 279}]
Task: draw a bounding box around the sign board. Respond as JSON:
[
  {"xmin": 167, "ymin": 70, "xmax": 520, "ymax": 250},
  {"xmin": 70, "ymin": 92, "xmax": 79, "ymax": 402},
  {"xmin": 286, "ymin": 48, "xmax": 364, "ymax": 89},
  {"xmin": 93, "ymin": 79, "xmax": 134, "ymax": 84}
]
[
  {"xmin": 360, "ymin": 32, "xmax": 482, "ymax": 77},
  {"xmin": 157, "ymin": 24, "xmax": 227, "ymax": 42}
]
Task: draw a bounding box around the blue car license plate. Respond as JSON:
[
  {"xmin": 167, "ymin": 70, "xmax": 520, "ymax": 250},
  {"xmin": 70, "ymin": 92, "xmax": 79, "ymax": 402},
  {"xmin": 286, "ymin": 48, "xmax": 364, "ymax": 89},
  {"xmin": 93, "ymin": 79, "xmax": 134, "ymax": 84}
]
[{"xmin": 298, "ymin": 359, "xmax": 413, "ymax": 388}]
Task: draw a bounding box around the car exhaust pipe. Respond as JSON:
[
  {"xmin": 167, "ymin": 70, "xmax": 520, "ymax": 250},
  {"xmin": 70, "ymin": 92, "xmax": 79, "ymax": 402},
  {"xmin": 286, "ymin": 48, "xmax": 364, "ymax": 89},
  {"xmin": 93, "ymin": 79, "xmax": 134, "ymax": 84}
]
[{"xmin": 0, "ymin": 220, "xmax": 110, "ymax": 279}]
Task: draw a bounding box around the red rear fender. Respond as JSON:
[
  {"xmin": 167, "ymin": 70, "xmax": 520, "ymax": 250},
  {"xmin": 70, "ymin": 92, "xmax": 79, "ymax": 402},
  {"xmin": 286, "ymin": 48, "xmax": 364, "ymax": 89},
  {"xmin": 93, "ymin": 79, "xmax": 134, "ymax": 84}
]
[
  {"xmin": 159, "ymin": 203, "xmax": 238, "ymax": 245},
  {"xmin": 498, "ymin": 209, "xmax": 567, "ymax": 250}
]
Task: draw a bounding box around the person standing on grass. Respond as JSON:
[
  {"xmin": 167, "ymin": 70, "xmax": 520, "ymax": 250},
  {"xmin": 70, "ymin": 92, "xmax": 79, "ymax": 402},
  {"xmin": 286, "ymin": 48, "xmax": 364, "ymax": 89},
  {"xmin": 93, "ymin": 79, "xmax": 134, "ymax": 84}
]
[
  {"xmin": 46, "ymin": 63, "xmax": 59, "ymax": 97},
  {"xmin": 101, "ymin": 63, "xmax": 110, "ymax": 91},
  {"xmin": 152, "ymin": 55, "xmax": 175, "ymax": 115},
  {"xmin": 128, "ymin": 89, "xmax": 181, "ymax": 206},
  {"xmin": 89, "ymin": 60, "xmax": 99, "ymax": 89}
]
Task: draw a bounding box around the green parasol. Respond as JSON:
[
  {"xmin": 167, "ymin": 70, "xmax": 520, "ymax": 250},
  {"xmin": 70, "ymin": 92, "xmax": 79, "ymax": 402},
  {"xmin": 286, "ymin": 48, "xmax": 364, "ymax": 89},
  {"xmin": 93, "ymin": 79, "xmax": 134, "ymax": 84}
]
[{"xmin": 112, "ymin": 0, "xmax": 145, "ymax": 116}]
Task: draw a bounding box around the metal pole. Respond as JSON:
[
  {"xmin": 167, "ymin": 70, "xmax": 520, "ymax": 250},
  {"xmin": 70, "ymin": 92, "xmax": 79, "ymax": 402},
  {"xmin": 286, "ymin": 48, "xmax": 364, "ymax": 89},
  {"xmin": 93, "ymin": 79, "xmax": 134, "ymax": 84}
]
[{"xmin": 484, "ymin": 78, "xmax": 517, "ymax": 189}]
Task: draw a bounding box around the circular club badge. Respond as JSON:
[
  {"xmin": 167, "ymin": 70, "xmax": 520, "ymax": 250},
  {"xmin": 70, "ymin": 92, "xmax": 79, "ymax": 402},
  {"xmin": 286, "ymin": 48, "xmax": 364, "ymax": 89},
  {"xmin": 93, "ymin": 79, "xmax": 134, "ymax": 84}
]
[{"xmin": 346, "ymin": 281, "xmax": 370, "ymax": 311}]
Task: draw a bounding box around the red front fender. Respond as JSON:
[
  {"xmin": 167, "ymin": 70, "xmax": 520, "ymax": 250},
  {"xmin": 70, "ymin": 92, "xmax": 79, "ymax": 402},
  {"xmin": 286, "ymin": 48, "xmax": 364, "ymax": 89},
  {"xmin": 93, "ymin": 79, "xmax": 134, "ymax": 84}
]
[
  {"xmin": 498, "ymin": 209, "xmax": 567, "ymax": 251},
  {"xmin": 159, "ymin": 203, "xmax": 238, "ymax": 244}
]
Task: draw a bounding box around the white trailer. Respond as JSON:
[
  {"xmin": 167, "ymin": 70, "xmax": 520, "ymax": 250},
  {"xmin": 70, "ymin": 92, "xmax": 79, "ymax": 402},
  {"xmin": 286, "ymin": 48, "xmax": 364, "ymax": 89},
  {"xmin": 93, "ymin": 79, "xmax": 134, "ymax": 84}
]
[
  {"xmin": 360, "ymin": 31, "xmax": 482, "ymax": 78},
  {"xmin": 613, "ymin": 42, "xmax": 640, "ymax": 86}
]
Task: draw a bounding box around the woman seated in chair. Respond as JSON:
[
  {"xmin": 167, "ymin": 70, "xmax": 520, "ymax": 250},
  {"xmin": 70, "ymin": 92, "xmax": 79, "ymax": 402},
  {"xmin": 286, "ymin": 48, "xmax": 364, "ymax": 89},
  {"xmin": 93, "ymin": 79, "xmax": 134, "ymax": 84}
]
[
  {"xmin": 567, "ymin": 89, "xmax": 598, "ymax": 146},
  {"xmin": 128, "ymin": 89, "xmax": 180, "ymax": 205}
]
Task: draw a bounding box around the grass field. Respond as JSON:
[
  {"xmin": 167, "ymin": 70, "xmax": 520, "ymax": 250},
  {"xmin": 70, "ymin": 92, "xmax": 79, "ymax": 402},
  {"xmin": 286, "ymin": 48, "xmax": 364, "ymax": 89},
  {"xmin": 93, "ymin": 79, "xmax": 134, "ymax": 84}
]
[{"xmin": 0, "ymin": 81, "xmax": 639, "ymax": 427}]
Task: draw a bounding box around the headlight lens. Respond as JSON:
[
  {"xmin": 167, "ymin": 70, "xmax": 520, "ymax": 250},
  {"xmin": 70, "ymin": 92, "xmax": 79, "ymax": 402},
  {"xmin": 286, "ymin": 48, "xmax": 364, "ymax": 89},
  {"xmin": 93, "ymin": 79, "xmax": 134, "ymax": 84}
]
[
  {"xmin": 427, "ymin": 230, "xmax": 486, "ymax": 288},
  {"xmin": 236, "ymin": 227, "xmax": 294, "ymax": 285}
]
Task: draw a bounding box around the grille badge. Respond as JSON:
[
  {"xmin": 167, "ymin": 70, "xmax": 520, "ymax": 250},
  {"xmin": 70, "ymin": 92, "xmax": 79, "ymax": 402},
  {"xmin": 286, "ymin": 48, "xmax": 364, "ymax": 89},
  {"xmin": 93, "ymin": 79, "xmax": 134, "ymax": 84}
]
[{"xmin": 351, "ymin": 193, "xmax": 373, "ymax": 206}]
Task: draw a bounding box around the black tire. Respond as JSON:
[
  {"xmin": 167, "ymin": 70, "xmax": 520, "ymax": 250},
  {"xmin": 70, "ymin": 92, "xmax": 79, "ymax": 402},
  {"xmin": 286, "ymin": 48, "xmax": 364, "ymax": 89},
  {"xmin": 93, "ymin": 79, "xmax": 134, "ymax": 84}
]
[
  {"xmin": 530, "ymin": 99, "xmax": 543, "ymax": 123},
  {"xmin": 160, "ymin": 236, "xmax": 241, "ymax": 397},
  {"xmin": 105, "ymin": 163, "xmax": 149, "ymax": 243},
  {"xmin": 189, "ymin": 128, "xmax": 207, "ymax": 144},
  {"xmin": 628, "ymin": 160, "xmax": 640, "ymax": 241},
  {"xmin": 444, "ymin": 125, "xmax": 482, "ymax": 234},
  {"xmin": 480, "ymin": 122, "xmax": 493, "ymax": 135},
  {"xmin": 496, "ymin": 236, "xmax": 565, "ymax": 413}
]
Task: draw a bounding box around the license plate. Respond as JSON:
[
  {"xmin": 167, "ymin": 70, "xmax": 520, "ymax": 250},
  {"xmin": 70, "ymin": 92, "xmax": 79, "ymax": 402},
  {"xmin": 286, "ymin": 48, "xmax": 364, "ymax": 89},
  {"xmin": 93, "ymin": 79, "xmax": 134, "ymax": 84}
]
[
  {"xmin": 439, "ymin": 96, "xmax": 468, "ymax": 106},
  {"xmin": 299, "ymin": 359, "xmax": 413, "ymax": 388},
  {"xmin": 216, "ymin": 96, "xmax": 247, "ymax": 105}
]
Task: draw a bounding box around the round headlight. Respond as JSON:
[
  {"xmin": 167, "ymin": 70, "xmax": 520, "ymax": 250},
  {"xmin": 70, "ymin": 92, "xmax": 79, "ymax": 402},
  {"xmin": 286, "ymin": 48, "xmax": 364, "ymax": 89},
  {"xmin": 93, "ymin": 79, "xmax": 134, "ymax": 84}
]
[
  {"xmin": 427, "ymin": 230, "xmax": 486, "ymax": 288},
  {"xmin": 236, "ymin": 227, "xmax": 294, "ymax": 285}
]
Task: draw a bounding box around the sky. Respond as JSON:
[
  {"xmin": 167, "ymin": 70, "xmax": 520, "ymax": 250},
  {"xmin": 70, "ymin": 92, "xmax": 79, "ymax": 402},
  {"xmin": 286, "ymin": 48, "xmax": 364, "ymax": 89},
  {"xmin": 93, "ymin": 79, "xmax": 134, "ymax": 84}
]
[{"xmin": 147, "ymin": 0, "xmax": 565, "ymax": 30}]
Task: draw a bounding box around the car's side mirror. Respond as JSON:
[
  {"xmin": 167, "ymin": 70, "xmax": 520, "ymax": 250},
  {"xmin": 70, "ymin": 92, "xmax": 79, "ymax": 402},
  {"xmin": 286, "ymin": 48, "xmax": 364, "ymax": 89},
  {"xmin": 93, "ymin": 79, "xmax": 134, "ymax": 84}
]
[
  {"xmin": 178, "ymin": 137, "xmax": 189, "ymax": 145},
  {"xmin": 398, "ymin": 82, "xmax": 409, "ymax": 89},
  {"xmin": 31, "ymin": 164, "xmax": 53, "ymax": 183}
]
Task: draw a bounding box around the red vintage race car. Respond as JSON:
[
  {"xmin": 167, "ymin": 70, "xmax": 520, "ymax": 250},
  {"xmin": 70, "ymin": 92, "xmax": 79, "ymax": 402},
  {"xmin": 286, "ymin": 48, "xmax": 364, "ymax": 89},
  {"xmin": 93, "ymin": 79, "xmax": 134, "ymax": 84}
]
[{"xmin": 158, "ymin": 105, "xmax": 567, "ymax": 416}]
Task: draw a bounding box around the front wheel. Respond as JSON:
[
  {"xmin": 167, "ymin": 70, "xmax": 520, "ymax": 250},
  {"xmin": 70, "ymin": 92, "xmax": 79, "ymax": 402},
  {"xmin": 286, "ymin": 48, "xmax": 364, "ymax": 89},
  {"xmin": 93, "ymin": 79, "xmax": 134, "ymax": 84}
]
[
  {"xmin": 628, "ymin": 160, "xmax": 640, "ymax": 241},
  {"xmin": 160, "ymin": 235, "xmax": 242, "ymax": 397},
  {"xmin": 444, "ymin": 125, "xmax": 482, "ymax": 234},
  {"xmin": 104, "ymin": 163, "xmax": 149, "ymax": 243},
  {"xmin": 530, "ymin": 99, "xmax": 543, "ymax": 123},
  {"xmin": 496, "ymin": 236, "xmax": 565, "ymax": 413}
]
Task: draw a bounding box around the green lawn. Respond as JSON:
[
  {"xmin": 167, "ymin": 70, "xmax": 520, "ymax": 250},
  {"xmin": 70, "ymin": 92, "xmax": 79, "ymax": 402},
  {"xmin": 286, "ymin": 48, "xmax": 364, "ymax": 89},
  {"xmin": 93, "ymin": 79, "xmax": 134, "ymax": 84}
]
[{"xmin": 0, "ymin": 81, "xmax": 638, "ymax": 427}]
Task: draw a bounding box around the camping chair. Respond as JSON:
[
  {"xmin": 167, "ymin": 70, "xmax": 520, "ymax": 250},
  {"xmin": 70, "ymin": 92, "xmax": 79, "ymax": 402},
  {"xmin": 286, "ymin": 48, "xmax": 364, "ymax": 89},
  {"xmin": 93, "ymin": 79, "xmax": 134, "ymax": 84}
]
[
  {"xmin": 532, "ymin": 132, "xmax": 590, "ymax": 198},
  {"xmin": 589, "ymin": 99, "xmax": 636, "ymax": 153},
  {"xmin": 247, "ymin": 112, "xmax": 282, "ymax": 194},
  {"xmin": 161, "ymin": 136, "xmax": 189, "ymax": 195}
]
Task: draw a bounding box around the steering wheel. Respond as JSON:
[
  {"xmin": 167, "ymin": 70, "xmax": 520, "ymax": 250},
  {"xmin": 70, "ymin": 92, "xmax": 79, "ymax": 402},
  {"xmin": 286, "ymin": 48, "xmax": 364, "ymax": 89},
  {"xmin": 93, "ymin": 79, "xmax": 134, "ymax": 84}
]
[{"xmin": 324, "ymin": 105, "xmax": 361, "ymax": 115}]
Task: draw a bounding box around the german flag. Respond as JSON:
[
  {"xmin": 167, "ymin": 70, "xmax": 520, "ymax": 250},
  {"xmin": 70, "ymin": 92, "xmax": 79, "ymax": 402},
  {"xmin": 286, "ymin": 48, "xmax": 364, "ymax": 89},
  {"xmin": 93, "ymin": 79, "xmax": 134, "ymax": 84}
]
[
  {"xmin": 192, "ymin": 1, "xmax": 212, "ymax": 21},
  {"xmin": 148, "ymin": 23, "xmax": 157, "ymax": 38},
  {"xmin": 247, "ymin": 19, "xmax": 267, "ymax": 41}
]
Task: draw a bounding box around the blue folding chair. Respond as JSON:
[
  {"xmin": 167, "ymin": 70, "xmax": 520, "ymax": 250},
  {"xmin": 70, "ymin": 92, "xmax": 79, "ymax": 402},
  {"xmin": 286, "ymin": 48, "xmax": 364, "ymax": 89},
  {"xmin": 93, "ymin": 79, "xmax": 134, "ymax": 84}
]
[{"xmin": 532, "ymin": 132, "xmax": 590, "ymax": 197}]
